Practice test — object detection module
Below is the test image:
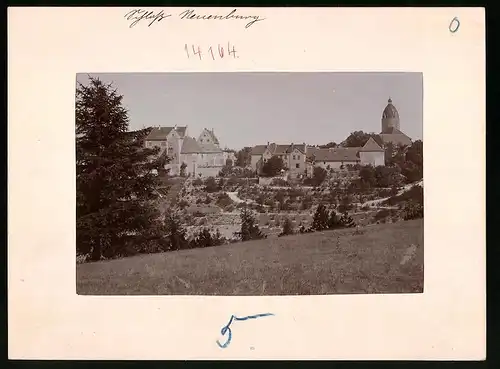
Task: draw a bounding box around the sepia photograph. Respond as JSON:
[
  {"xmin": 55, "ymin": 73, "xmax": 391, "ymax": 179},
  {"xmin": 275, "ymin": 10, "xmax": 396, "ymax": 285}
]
[{"xmin": 76, "ymin": 72, "xmax": 424, "ymax": 296}]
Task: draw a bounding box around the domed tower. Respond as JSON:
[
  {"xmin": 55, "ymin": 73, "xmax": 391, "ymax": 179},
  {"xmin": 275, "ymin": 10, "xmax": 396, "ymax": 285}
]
[{"xmin": 381, "ymin": 97, "xmax": 400, "ymax": 132}]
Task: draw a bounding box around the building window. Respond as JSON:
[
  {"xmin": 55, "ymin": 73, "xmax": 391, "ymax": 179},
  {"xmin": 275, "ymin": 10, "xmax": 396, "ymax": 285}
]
[
  {"xmin": 292, "ymin": 155, "xmax": 296, "ymax": 160},
  {"xmin": 295, "ymin": 163, "xmax": 300, "ymax": 169},
  {"xmin": 323, "ymin": 162, "xmax": 326, "ymax": 165}
]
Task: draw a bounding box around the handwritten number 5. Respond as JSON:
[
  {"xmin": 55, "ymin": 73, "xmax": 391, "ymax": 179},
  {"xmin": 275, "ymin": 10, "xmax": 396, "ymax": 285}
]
[{"xmin": 449, "ymin": 17, "xmax": 460, "ymax": 33}]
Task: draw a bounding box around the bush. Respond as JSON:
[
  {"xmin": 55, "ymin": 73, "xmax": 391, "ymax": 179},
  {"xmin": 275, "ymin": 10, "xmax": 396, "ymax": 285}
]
[
  {"xmin": 216, "ymin": 192, "xmax": 233, "ymax": 209},
  {"xmin": 279, "ymin": 217, "xmax": 295, "ymax": 237},
  {"xmin": 193, "ymin": 178, "xmax": 203, "ymax": 186},
  {"xmin": 403, "ymin": 201, "xmax": 424, "ymax": 220},
  {"xmin": 204, "ymin": 176, "xmax": 219, "ymax": 192},
  {"xmin": 312, "ymin": 204, "xmax": 329, "ymax": 231},
  {"xmin": 190, "ymin": 228, "xmax": 227, "ymax": 249},
  {"xmin": 339, "ymin": 212, "xmax": 356, "ymax": 228},
  {"xmin": 271, "ymin": 178, "xmax": 289, "ymax": 187}
]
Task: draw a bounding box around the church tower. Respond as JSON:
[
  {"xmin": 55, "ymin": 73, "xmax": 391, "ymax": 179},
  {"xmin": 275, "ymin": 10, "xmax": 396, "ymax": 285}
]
[{"xmin": 381, "ymin": 97, "xmax": 400, "ymax": 133}]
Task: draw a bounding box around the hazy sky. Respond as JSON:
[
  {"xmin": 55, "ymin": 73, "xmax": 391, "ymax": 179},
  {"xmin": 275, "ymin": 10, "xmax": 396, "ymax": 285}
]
[{"xmin": 76, "ymin": 72, "xmax": 422, "ymax": 150}]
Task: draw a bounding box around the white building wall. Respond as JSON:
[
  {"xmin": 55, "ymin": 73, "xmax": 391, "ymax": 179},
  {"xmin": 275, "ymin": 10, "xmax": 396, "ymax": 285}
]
[
  {"xmin": 250, "ymin": 155, "xmax": 262, "ymax": 171},
  {"xmin": 359, "ymin": 151, "xmax": 385, "ymax": 166}
]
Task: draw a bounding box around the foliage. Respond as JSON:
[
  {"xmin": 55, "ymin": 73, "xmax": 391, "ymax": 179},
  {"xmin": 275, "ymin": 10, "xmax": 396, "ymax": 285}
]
[
  {"xmin": 76, "ymin": 76, "xmax": 169, "ymax": 261},
  {"xmin": 235, "ymin": 207, "xmax": 266, "ymax": 241},
  {"xmin": 403, "ymin": 201, "xmax": 424, "ymax": 220},
  {"xmin": 359, "ymin": 165, "xmax": 377, "ymax": 188},
  {"xmin": 225, "ymin": 158, "xmax": 234, "ymax": 167},
  {"xmin": 190, "ymin": 228, "xmax": 226, "ymax": 248},
  {"xmin": 301, "ymin": 195, "xmax": 313, "ymax": 210},
  {"xmin": 341, "ymin": 131, "xmax": 377, "ymax": 148},
  {"xmin": 327, "ymin": 209, "xmax": 342, "ymax": 229},
  {"xmin": 164, "ymin": 212, "xmax": 189, "ymax": 251},
  {"xmin": 312, "ymin": 204, "xmax": 330, "ymax": 231},
  {"xmin": 216, "ymin": 192, "xmax": 234, "ymax": 209},
  {"xmin": 318, "ymin": 141, "xmax": 337, "ymax": 149},
  {"xmin": 339, "ymin": 212, "xmax": 356, "ymax": 228},
  {"xmin": 204, "ymin": 176, "xmax": 220, "ymax": 193},
  {"xmin": 180, "ymin": 162, "xmax": 187, "ymax": 177},
  {"xmin": 383, "ymin": 185, "xmax": 423, "ymax": 206},
  {"xmin": 311, "ymin": 166, "xmax": 328, "ymax": 187},
  {"xmin": 279, "ymin": 217, "xmax": 295, "ymax": 237},
  {"xmin": 235, "ymin": 147, "xmax": 252, "ymax": 167},
  {"xmin": 261, "ymin": 155, "xmax": 285, "ymax": 177},
  {"xmin": 193, "ymin": 178, "xmax": 203, "ymax": 186}
]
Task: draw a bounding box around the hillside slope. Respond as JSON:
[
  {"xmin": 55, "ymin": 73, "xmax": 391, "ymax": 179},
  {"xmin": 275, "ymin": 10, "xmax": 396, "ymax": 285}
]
[{"xmin": 77, "ymin": 219, "xmax": 423, "ymax": 295}]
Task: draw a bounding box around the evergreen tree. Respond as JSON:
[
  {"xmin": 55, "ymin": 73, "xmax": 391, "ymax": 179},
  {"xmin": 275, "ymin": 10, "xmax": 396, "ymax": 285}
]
[
  {"xmin": 164, "ymin": 212, "xmax": 189, "ymax": 251},
  {"xmin": 312, "ymin": 204, "xmax": 329, "ymax": 231},
  {"xmin": 76, "ymin": 76, "xmax": 168, "ymax": 261},
  {"xmin": 236, "ymin": 207, "xmax": 266, "ymax": 241}
]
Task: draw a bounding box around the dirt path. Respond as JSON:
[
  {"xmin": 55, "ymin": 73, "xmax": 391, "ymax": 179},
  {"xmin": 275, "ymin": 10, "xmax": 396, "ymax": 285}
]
[{"xmin": 360, "ymin": 180, "xmax": 423, "ymax": 208}]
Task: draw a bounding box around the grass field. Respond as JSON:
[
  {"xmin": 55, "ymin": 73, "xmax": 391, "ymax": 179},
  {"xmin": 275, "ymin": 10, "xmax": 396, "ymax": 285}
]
[{"xmin": 76, "ymin": 219, "xmax": 424, "ymax": 295}]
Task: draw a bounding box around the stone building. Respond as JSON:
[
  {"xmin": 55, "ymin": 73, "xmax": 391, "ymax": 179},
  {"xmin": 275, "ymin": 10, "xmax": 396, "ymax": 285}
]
[
  {"xmin": 144, "ymin": 126, "xmax": 227, "ymax": 177},
  {"xmin": 249, "ymin": 98, "xmax": 413, "ymax": 176}
]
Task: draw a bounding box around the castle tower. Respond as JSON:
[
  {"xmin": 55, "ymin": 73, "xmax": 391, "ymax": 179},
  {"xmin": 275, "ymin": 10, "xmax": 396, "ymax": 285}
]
[{"xmin": 381, "ymin": 97, "xmax": 400, "ymax": 133}]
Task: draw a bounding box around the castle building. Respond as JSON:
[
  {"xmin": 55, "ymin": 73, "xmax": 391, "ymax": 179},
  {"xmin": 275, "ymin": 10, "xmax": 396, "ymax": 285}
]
[
  {"xmin": 145, "ymin": 126, "xmax": 234, "ymax": 177},
  {"xmin": 250, "ymin": 98, "xmax": 413, "ymax": 176},
  {"xmin": 375, "ymin": 98, "xmax": 412, "ymax": 147}
]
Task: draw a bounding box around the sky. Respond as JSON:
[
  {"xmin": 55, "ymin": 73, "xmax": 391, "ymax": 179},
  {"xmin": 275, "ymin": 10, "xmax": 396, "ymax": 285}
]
[{"xmin": 76, "ymin": 72, "xmax": 423, "ymax": 150}]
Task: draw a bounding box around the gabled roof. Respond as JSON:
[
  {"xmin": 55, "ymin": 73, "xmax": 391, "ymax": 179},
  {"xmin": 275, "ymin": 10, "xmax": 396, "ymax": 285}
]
[
  {"xmin": 252, "ymin": 143, "xmax": 307, "ymax": 156},
  {"xmin": 376, "ymin": 131, "xmax": 412, "ymax": 147},
  {"xmin": 250, "ymin": 145, "xmax": 268, "ymax": 155},
  {"xmin": 308, "ymin": 147, "xmax": 360, "ymax": 162},
  {"xmin": 198, "ymin": 142, "xmax": 223, "ymax": 153},
  {"xmin": 360, "ymin": 137, "xmax": 384, "ymax": 152},
  {"xmin": 181, "ymin": 136, "xmax": 201, "ymax": 154},
  {"xmin": 381, "ymin": 127, "xmax": 403, "ymax": 134},
  {"xmin": 201, "ymin": 128, "xmax": 220, "ymax": 145},
  {"xmin": 146, "ymin": 126, "xmax": 187, "ymax": 140}
]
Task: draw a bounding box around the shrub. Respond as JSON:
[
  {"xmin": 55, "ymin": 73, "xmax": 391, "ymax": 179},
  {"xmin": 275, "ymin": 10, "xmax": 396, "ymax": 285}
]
[
  {"xmin": 339, "ymin": 212, "xmax": 356, "ymax": 228},
  {"xmin": 204, "ymin": 176, "xmax": 220, "ymax": 193},
  {"xmin": 164, "ymin": 213, "xmax": 189, "ymax": 251},
  {"xmin": 180, "ymin": 162, "xmax": 187, "ymax": 177},
  {"xmin": 312, "ymin": 204, "xmax": 329, "ymax": 231},
  {"xmin": 216, "ymin": 192, "xmax": 233, "ymax": 209},
  {"xmin": 193, "ymin": 178, "xmax": 203, "ymax": 186},
  {"xmin": 279, "ymin": 217, "xmax": 295, "ymax": 237},
  {"xmin": 327, "ymin": 209, "xmax": 342, "ymax": 230},
  {"xmin": 190, "ymin": 228, "xmax": 227, "ymax": 249},
  {"xmin": 271, "ymin": 178, "xmax": 289, "ymax": 187},
  {"xmin": 403, "ymin": 201, "xmax": 424, "ymax": 220}
]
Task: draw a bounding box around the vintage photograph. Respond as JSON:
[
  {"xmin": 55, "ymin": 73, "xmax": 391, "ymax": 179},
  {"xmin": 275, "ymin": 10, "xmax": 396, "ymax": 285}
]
[{"xmin": 76, "ymin": 72, "xmax": 424, "ymax": 295}]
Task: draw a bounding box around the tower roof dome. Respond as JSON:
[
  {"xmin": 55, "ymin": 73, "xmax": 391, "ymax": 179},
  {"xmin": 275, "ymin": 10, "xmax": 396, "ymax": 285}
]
[{"xmin": 382, "ymin": 98, "xmax": 399, "ymax": 119}]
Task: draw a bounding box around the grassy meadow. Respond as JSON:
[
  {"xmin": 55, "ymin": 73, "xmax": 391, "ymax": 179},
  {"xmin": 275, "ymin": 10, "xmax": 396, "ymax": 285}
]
[{"xmin": 77, "ymin": 219, "xmax": 423, "ymax": 295}]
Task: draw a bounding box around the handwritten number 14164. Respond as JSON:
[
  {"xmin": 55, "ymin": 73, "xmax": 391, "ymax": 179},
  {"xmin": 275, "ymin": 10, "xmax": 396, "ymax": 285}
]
[{"xmin": 185, "ymin": 43, "xmax": 238, "ymax": 60}]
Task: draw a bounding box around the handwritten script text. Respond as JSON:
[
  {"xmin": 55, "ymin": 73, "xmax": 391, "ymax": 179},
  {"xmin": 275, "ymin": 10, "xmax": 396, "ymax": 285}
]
[
  {"xmin": 216, "ymin": 313, "xmax": 274, "ymax": 349},
  {"xmin": 124, "ymin": 8, "xmax": 265, "ymax": 29}
]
